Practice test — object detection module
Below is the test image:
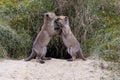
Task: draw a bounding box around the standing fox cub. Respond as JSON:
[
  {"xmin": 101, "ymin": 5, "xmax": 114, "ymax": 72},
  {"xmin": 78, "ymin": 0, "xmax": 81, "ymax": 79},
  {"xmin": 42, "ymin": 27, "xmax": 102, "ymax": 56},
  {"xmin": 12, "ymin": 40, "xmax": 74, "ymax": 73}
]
[
  {"xmin": 55, "ymin": 16, "xmax": 86, "ymax": 61},
  {"xmin": 25, "ymin": 12, "xmax": 60, "ymax": 63}
]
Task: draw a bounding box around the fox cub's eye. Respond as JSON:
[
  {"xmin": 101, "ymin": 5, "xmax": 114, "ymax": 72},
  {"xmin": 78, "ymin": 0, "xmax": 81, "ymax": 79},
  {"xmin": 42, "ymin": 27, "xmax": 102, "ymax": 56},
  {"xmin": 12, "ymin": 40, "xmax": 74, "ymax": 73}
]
[{"xmin": 46, "ymin": 14, "xmax": 49, "ymax": 17}]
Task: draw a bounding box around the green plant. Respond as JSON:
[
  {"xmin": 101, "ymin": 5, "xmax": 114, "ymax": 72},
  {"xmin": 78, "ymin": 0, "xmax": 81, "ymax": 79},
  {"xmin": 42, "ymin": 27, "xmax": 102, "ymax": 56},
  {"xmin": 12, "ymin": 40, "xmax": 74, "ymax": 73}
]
[{"xmin": 0, "ymin": 0, "xmax": 119, "ymax": 62}]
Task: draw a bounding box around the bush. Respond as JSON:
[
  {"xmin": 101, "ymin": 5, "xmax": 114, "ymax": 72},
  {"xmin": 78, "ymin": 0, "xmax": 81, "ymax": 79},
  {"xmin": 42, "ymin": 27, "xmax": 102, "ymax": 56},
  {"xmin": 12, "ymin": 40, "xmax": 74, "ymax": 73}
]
[
  {"xmin": 0, "ymin": 24, "xmax": 31, "ymax": 59},
  {"xmin": 0, "ymin": 0, "xmax": 120, "ymax": 62},
  {"xmin": 0, "ymin": 44, "xmax": 7, "ymax": 58}
]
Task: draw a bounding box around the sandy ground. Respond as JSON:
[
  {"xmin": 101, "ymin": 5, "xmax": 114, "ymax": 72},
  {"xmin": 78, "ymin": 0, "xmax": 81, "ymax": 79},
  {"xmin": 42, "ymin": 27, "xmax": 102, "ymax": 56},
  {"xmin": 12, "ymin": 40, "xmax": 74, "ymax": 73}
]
[{"xmin": 0, "ymin": 58, "xmax": 119, "ymax": 80}]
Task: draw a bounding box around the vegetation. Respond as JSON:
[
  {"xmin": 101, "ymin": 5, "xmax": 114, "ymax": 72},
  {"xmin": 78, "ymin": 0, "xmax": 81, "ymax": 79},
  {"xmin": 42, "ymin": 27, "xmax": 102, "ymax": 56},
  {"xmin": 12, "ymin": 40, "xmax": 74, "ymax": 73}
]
[{"xmin": 0, "ymin": 0, "xmax": 120, "ymax": 62}]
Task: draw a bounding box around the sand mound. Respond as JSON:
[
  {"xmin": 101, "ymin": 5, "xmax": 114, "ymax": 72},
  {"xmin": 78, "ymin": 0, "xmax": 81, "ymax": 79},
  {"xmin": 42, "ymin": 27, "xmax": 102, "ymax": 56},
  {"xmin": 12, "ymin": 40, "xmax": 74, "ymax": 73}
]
[{"xmin": 0, "ymin": 59, "xmax": 119, "ymax": 80}]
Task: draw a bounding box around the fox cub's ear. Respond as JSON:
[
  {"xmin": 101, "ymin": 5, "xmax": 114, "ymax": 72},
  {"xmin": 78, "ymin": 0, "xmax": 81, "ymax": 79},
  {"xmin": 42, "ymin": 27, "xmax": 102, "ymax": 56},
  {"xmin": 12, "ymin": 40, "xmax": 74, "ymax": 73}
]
[{"xmin": 65, "ymin": 16, "xmax": 68, "ymax": 21}]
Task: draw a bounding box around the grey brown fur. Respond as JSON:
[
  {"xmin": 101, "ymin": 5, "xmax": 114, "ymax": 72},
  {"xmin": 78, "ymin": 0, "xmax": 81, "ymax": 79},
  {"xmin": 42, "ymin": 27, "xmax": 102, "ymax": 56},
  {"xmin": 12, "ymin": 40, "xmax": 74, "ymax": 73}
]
[
  {"xmin": 25, "ymin": 12, "xmax": 60, "ymax": 63},
  {"xmin": 55, "ymin": 16, "xmax": 86, "ymax": 61}
]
